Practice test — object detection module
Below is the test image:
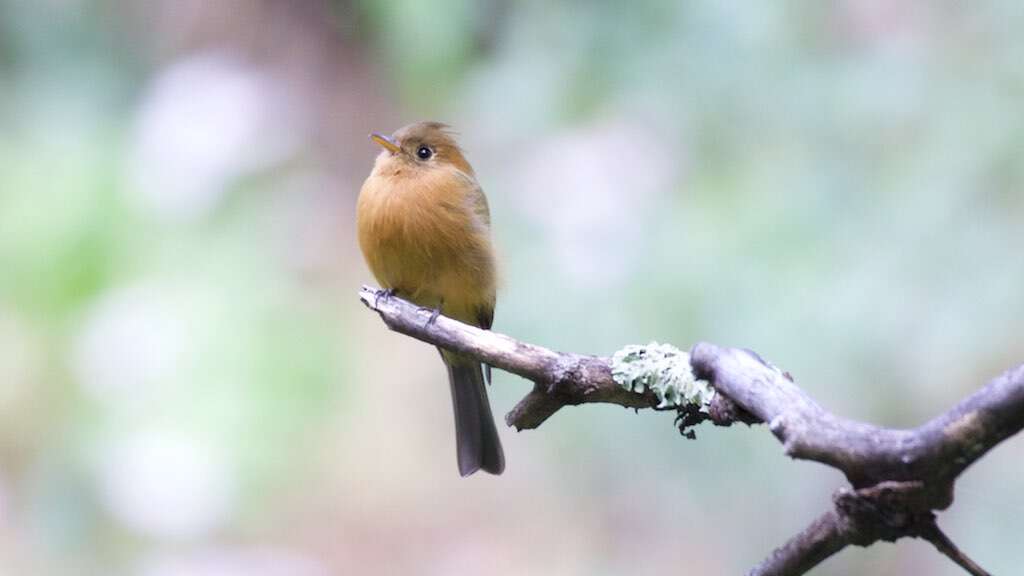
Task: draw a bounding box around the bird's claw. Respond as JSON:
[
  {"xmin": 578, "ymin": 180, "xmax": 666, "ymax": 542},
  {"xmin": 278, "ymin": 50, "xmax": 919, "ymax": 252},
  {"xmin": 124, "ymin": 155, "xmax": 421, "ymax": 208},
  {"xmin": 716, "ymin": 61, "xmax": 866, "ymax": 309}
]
[
  {"xmin": 420, "ymin": 306, "xmax": 442, "ymax": 326},
  {"xmin": 374, "ymin": 288, "xmax": 395, "ymax": 308}
]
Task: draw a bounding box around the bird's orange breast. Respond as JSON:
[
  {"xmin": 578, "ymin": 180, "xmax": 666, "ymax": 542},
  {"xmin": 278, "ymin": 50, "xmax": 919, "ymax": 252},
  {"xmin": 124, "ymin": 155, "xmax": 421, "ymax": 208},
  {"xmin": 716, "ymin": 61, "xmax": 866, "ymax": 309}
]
[{"xmin": 356, "ymin": 164, "xmax": 496, "ymax": 326}]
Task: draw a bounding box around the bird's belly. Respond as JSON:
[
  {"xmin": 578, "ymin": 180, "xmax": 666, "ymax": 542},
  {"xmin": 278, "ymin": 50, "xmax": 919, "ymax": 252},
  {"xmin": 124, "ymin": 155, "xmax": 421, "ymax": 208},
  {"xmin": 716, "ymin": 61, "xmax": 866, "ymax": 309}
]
[{"xmin": 359, "ymin": 204, "xmax": 492, "ymax": 321}]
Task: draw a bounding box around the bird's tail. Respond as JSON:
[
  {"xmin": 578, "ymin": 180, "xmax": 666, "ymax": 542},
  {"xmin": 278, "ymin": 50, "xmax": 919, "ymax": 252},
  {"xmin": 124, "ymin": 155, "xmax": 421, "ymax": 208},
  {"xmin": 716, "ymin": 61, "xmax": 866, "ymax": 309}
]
[{"xmin": 442, "ymin": 351, "xmax": 505, "ymax": 476}]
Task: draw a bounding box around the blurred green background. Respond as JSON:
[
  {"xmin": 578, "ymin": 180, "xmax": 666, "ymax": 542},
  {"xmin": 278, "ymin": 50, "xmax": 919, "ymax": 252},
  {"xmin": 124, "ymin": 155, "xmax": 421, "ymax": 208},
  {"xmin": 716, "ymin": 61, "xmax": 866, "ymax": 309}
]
[{"xmin": 1, "ymin": 1, "xmax": 1022, "ymax": 574}]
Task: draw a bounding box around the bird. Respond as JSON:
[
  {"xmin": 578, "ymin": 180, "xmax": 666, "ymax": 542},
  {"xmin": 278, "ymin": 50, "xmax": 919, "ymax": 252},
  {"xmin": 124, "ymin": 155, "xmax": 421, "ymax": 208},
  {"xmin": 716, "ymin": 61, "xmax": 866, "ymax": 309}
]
[{"xmin": 356, "ymin": 121, "xmax": 504, "ymax": 476}]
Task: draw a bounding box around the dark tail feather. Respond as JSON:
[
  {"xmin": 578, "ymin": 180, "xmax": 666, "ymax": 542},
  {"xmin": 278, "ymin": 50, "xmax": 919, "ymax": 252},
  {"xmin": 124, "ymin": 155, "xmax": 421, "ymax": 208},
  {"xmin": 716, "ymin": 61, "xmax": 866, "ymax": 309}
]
[{"xmin": 444, "ymin": 355, "xmax": 505, "ymax": 476}]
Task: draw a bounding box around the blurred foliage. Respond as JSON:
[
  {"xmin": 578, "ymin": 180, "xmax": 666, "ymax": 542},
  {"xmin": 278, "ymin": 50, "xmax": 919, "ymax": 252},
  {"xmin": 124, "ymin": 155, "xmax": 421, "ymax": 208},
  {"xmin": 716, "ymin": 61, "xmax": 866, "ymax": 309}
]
[{"xmin": 0, "ymin": 1, "xmax": 1022, "ymax": 575}]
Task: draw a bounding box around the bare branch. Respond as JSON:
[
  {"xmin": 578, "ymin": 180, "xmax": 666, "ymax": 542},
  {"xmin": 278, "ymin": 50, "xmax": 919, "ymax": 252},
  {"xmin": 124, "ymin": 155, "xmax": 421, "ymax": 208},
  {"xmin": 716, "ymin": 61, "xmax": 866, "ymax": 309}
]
[
  {"xmin": 747, "ymin": 510, "xmax": 852, "ymax": 576},
  {"xmin": 920, "ymin": 523, "xmax": 992, "ymax": 576},
  {"xmin": 690, "ymin": 343, "xmax": 1024, "ymax": 496},
  {"xmin": 358, "ymin": 286, "xmax": 659, "ymax": 429},
  {"xmin": 359, "ymin": 287, "xmax": 1022, "ymax": 576}
]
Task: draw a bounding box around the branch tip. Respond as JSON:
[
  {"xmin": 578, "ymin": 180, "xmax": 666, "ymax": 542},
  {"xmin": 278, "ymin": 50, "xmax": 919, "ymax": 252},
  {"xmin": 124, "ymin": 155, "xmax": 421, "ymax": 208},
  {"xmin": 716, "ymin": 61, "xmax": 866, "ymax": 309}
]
[{"xmin": 920, "ymin": 522, "xmax": 992, "ymax": 576}]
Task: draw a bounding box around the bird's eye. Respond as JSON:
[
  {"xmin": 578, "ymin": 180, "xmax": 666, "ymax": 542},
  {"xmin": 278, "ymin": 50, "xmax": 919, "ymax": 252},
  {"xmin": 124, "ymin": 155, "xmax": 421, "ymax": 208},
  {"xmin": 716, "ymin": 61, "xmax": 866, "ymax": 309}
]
[{"xmin": 416, "ymin": 145, "xmax": 433, "ymax": 160}]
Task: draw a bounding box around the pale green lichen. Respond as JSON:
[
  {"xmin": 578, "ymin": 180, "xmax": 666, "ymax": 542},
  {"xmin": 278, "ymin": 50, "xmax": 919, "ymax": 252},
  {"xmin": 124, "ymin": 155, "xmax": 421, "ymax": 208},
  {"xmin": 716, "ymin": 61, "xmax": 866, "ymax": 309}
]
[{"xmin": 611, "ymin": 342, "xmax": 714, "ymax": 410}]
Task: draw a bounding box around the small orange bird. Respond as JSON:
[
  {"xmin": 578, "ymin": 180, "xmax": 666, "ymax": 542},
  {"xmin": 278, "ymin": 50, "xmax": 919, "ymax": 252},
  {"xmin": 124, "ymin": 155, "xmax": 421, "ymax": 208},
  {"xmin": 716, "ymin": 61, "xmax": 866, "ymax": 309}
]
[{"xmin": 357, "ymin": 121, "xmax": 504, "ymax": 476}]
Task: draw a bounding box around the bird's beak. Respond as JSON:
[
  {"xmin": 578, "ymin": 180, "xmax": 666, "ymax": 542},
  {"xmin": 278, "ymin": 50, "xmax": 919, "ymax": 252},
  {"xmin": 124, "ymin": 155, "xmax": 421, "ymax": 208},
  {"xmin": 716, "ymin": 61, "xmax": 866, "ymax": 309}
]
[{"xmin": 370, "ymin": 132, "xmax": 401, "ymax": 154}]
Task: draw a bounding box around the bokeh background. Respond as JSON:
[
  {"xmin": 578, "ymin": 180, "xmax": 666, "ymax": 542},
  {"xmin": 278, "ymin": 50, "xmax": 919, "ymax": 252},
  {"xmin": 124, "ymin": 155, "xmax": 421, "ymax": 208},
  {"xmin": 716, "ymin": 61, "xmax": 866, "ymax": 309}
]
[{"xmin": 1, "ymin": 1, "xmax": 1023, "ymax": 574}]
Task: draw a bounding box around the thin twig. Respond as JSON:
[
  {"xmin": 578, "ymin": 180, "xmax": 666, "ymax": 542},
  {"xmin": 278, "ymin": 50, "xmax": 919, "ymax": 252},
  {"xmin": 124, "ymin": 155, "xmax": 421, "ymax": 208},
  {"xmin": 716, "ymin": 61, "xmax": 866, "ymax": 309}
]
[
  {"xmin": 747, "ymin": 510, "xmax": 853, "ymax": 576},
  {"xmin": 919, "ymin": 522, "xmax": 992, "ymax": 576}
]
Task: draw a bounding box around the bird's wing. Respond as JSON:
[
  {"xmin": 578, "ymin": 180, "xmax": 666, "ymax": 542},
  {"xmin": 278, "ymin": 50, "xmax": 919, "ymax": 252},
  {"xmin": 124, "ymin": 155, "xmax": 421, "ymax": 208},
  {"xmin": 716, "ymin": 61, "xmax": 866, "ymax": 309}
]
[
  {"xmin": 476, "ymin": 305, "xmax": 494, "ymax": 330},
  {"xmin": 454, "ymin": 170, "xmax": 490, "ymax": 230}
]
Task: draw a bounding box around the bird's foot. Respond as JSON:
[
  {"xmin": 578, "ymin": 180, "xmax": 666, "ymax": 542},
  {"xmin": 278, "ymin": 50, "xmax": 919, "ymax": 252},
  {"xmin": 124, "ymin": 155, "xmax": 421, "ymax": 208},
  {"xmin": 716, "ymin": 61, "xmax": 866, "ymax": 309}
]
[
  {"xmin": 419, "ymin": 306, "xmax": 442, "ymax": 326},
  {"xmin": 374, "ymin": 288, "xmax": 396, "ymax": 308}
]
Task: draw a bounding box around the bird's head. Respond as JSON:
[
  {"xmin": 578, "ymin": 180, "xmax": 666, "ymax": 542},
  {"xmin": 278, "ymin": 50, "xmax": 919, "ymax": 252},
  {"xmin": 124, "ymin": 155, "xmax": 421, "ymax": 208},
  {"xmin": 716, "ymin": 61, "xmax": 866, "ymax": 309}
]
[{"xmin": 369, "ymin": 121, "xmax": 474, "ymax": 177}]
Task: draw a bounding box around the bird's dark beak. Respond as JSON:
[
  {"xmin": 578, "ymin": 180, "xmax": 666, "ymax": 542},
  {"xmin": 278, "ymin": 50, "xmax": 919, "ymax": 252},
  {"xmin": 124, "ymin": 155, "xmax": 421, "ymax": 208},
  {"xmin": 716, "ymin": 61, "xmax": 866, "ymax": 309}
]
[{"xmin": 370, "ymin": 132, "xmax": 401, "ymax": 154}]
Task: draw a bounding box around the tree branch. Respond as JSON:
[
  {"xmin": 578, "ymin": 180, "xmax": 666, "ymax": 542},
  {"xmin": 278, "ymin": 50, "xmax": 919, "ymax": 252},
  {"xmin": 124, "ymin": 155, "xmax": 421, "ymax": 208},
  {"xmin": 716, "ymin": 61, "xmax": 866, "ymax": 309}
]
[
  {"xmin": 357, "ymin": 286, "xmax": 661, "ymax": 428},
  {"xmin": 747, "ymin": 509, "xmax": 852, "ymax": 576},
  {"xmin": 920, "ymin": 522, "xmax": 992, "ymax": 576},
  {"xmin": 359, "ymin": 286, "xmax": 1023, "ymax": 576}
]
